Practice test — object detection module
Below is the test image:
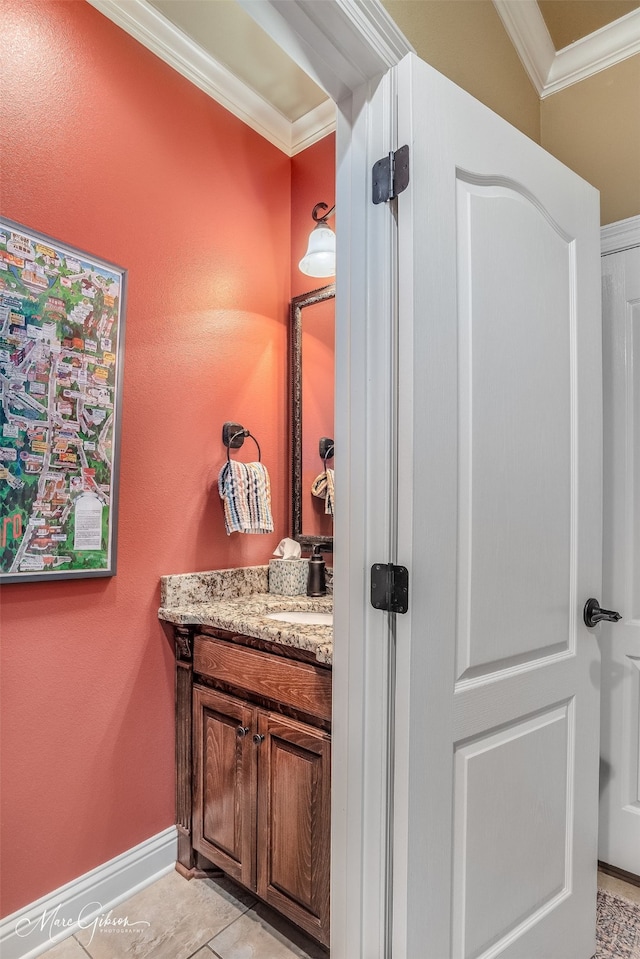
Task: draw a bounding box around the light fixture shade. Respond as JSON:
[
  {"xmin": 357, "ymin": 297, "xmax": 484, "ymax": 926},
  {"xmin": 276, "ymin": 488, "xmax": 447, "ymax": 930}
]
[{"xmin": 298, "ymin": 222, "xmax": 336, "ymax": 278}]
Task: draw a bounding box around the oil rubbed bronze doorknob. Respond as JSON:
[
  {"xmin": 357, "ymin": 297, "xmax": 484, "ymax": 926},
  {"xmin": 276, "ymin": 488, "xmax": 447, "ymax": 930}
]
[
  {"xmin": 236, "ymin": 726, "xmax": 250, "ymax": 738},
  {"xmin": 253, "ymin": 734, "xmax": 265, "ymax": 746},
  {"xmin": 583, "ymin": 598, "xmax": 622, "ymax": 628}
]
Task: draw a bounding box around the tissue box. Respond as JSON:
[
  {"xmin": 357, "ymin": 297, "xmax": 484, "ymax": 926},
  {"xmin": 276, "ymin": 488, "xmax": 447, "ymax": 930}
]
[
  {"xmin": 324, "ymin": 566, "xmax": 333, "ymax": 595},
  {"xmin": 269, "ymin": 558, "xmax": 309, "ymax": 596}
]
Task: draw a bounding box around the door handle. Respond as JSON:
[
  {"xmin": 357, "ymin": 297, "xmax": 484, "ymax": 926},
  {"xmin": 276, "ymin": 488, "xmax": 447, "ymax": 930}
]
[
  {"xmin": 236, "ymin": 725, "xmax": 250, "ymax": 738},
  {"xmin": 253, "ymin": 734, "xmax": 265, "ymax": 746},
  {"xmin": 583, "ymin": 598, "xmax": 622, "ymax": 628}
]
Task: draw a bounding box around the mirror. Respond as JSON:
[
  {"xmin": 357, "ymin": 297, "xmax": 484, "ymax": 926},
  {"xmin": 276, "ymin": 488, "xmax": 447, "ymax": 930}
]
[{"xmin": 290, "ymin": 284, "xmax": 335, "ymax": 549}]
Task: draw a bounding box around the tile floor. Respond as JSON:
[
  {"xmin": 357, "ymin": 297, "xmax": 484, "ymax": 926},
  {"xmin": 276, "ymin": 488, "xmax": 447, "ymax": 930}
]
[
  {"xmin": 37, "ymin": 868, "xmax": 640, "ymax": 959},
  {"xmin": 39, "ymin": 869, "xmax": 327, "ymax": 959}
]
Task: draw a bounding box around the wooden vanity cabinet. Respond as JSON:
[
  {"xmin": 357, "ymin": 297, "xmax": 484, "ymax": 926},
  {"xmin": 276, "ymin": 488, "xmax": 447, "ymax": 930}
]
[{"xmin": 187, "ymin": 630, "xmax": 331, "ymax": 947}]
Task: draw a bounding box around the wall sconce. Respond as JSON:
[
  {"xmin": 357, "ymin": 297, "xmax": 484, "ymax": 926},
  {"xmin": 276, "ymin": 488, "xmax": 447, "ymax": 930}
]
[{"xmin": 299, "ymin": 202, "xmax": 335, "ymax": 278}]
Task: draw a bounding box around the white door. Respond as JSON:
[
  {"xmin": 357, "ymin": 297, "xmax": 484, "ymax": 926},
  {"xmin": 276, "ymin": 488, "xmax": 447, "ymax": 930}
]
[
  {"xmin": 392, "ymin": 55, "xmax": 602, "ymax": 959},
  {"xmin": 599, "ymin": 240, "xmax": 640, "ymax": 878}
]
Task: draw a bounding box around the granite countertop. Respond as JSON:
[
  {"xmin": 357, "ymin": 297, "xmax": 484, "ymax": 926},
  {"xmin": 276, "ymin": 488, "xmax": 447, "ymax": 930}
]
[{"xmin": 158, "ymin": 566, "xmax": 333, "ymax": 665}]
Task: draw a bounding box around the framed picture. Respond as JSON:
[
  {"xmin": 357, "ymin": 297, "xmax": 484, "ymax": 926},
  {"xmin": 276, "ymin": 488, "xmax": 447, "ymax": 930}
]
[{"xmin": 0, "ymin": 217, "xmax": 126, "ymax": 583}]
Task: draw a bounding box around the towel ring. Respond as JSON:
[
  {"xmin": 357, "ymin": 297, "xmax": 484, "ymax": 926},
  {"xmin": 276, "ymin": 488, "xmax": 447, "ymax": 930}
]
[
  {"xmin": 319, "ymin": 436, "xmax": 334, "ymax": 463},
  {"xmin": 226, "ymin": 429, "xmax": 261, "ymax": 463}
]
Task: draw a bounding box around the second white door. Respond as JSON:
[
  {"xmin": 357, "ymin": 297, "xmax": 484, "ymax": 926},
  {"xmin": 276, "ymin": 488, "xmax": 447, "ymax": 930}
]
[{"xmin": 599, "ymin": 240, "xmax": 640, "ymax": 878}]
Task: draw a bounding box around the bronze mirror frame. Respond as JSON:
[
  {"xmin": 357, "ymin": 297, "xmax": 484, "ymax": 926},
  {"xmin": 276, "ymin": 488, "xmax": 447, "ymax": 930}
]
[{"xmin": 290, "ymin": 283, "xmax": 335, "ymax": 550}]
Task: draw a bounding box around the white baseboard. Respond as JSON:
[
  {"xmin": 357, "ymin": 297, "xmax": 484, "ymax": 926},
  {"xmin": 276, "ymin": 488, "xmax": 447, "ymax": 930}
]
[{"xmin": 0, "ymin": 826, "xmax": 178, "ymax": 959}]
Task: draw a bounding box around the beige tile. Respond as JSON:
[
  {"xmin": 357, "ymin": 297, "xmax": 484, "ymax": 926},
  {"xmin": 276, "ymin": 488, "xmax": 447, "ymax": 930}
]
[
  {"xmin": 39, "ymin": 936, "xmax": 89, "ymax": 959},
  {"xmin": 208, "ymin": 903, "xmax": 328, "ymax": 959},
  {"xmin": 75, "ymin": 869, "xmax": 255, "ymax": 959},
  {"xmin": 189, "ymin": 950, "xmax": 217, "ymax": 958},
  {"xmin": 598, "ymin": 869, "xmax": 640, "ymax": 906}
]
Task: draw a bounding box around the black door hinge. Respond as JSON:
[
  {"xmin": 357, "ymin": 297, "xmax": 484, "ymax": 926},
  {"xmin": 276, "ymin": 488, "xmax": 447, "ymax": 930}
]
[
  {"xmin": 370, "ymin": 563, "xmax": 409, "ymax": 614},
  {"xmin": 372, "ymin": 145, "xmax": 410, "ymax": 205}
]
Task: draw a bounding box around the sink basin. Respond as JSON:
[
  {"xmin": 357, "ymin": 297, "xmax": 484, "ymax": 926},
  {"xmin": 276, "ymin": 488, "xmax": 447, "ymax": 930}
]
[{"xmin": 266, "ymin": 611, "xmax": 333, "ymax": 627}]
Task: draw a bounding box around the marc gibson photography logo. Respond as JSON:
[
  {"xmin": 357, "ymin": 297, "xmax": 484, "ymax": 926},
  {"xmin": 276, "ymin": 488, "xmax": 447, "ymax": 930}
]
[{"xmin": 16, "ymin": 902, "xmax": 151, "ymax": 946}]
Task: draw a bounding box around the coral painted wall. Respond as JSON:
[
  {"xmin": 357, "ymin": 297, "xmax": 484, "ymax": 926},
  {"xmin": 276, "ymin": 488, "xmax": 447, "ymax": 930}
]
[
  {"xmin": 291, "ymin": 136, "xmax": 336, "ymax": 300},
  {"xmin": 0, "ymin": 0, "xmax": 294, "ymax": 917}
]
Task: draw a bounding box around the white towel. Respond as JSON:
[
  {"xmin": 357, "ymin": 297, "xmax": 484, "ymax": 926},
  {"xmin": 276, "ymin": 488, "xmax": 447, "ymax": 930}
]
[{"xmin": 218, "ymin": 460, "xmax": 274, "ymax": 534}]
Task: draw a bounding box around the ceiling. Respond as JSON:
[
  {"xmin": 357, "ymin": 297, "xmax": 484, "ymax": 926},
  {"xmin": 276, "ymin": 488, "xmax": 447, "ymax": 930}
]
[
  {"xmin": 87, "ymin": 0, "xmax": 640, "ymax": 155},
  {"xmin": 537, "ymin": 1, "xmax": 639, "ymax": 48},
  {"xmin": 148, "ymin": 0, "xmax": 328, "ymax": 123}
]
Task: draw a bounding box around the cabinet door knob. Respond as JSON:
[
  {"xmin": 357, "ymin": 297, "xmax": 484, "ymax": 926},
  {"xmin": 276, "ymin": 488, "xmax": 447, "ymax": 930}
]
[
  {"xmin": 236, "ymin": 726, "xmax": 250, "ymax": 738},
  {"xmin": 253, "ymin": 733, "xmax": 265, "ymax": 746}
]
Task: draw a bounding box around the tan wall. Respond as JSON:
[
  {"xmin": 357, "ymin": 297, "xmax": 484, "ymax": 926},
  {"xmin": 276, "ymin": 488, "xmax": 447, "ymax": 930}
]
[
  {"xmin": 383, "ymin": 2, "xmax": 639, "ymax": 227},
  {"xmin": 381, "ymin": 0, "xmax": 540, "ymax": 142},
  {"xmin": 541, "ymin": 55, "xmax": 640, "ymax": 225}
]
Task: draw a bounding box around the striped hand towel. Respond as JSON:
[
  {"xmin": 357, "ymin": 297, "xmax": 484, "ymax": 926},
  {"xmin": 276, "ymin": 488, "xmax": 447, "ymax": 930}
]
[
  {"xmin": 218, "ymin": 460, "xmax": 274, "ymax": 535},
  {"xmin": 311, "ymin": 467, "xmax": 335, "ymax": 516}
]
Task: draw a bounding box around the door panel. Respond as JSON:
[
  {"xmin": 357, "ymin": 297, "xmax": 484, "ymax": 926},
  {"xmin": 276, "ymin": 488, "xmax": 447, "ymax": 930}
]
[
  {"xmin": 256, "ymin": 712, "xmax": 331, "ymax": 947},
  {"xmin": 455, "ymin": 177, "xmax": 573, "ymax": 682},
  {"xmin": 271, "ymin": 737, "xmax": 315, "ymax": 905},
  {"xmin": 192, "ymin": 685, "xmax": 256, "ymax": 887},
  {"xmin": 600, "ymin": 243, "xmax": 640, "ymax": 876},
  {"xmin": 453, "ymin": 703, "xmax": 570, "ymax": 958},
  {"xmin": 393, "ymin": 54, "xmax": 602, "ymax": 959}
]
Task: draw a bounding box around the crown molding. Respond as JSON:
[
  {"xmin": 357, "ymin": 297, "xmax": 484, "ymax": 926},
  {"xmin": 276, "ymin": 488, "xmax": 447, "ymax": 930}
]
[
  {"xmin": 333, "ymin": 0, "xmax": 415, "ymax": 68},
  {"xmin": 85, "ymin": 0, "xmax": 335, "ymax": 156},
  {"xmin": 291, "ymin": 98, "xmax": 337, "ymax": 156},
  {"xmin": 601, "ymin": 215, "xmax": 640, "ymax": 255},
  {"xmin": 236, "ymin": 0, "xmax": 413, "ymax": 103},
  {"xmin": 492, "ymin": 0, "xmax": 554, "ymax": 96},
  {"xmin": 493, "ymin": 0, "xmax": 640, "ymax": 98},
  {"xmin": 545, "ymin": 9, "xmax": 640, "ymax": 97}
]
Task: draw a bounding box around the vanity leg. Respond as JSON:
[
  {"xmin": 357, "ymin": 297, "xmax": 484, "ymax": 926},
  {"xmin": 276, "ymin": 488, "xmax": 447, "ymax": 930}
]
[
  {"xmin": 174, "ymin": 627, "xmax": 226, "ymax": 881},
  {"xmin": 175, "ymin": 628, "xmax": 197, "ymax": 876}
]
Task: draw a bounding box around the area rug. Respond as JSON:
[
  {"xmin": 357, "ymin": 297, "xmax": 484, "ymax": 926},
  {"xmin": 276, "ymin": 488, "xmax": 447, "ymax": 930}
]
[{"xmin": 595, "ymin": 889, "xmax": 640, "ymax": 958}]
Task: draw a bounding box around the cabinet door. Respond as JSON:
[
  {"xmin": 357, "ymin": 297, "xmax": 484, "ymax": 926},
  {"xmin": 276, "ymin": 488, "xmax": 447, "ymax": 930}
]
[
  {"xmin": 256, "ymin": 712, "xmax": 331, "ymax": 946},
  {"xmin": 192, "ymin": 685, "xmax": 256, "ymax": 888}
]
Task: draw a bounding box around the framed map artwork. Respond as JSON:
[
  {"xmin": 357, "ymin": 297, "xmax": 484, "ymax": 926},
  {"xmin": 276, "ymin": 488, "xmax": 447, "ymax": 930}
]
[{"xmin": 0, "ymin": 218, "xmax": 126, "ymax": 583}]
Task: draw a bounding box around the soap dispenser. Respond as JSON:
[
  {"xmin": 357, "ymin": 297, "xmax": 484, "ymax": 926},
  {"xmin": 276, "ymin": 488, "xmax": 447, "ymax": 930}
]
[{"xmin": 307, "ymin": 545, "xmax": 326, "ymax": 597}]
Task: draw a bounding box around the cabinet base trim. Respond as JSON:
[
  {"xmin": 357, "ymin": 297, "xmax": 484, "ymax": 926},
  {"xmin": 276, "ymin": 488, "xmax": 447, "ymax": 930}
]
[
  {"xmin": 0, "ymin": 826, "xmax": 178, "ymax": 959},
  {"xmin": 175, "ymin": 861, "xmax": 224, "ymax": 881}
]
